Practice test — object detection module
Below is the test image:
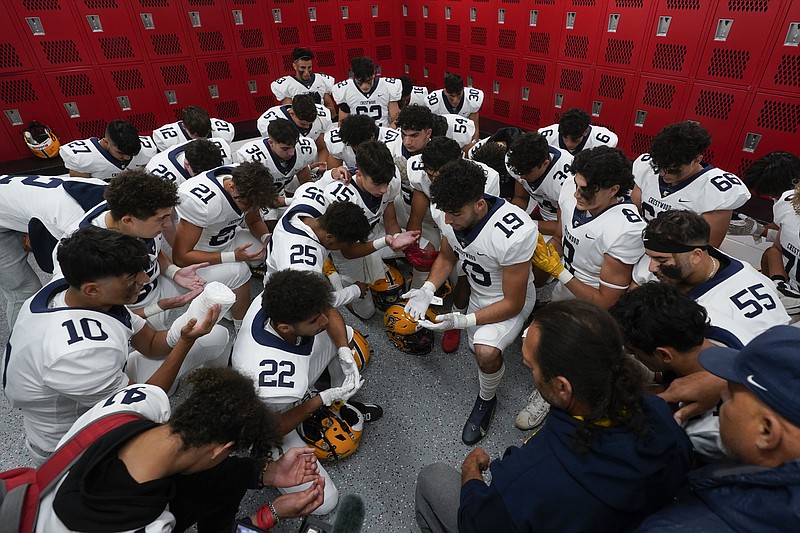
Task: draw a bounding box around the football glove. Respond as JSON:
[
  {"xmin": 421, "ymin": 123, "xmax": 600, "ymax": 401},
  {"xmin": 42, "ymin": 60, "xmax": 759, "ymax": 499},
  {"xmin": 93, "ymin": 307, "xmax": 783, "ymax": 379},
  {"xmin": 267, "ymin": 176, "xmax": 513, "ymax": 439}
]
[
  {"xmin": 404, "ymin": 243, "xmax": 439, "ymax": 269},
  {"xmin": 402, "ymin": 281, "xmax": 436, "ymax": 320},
  {"xmin": 531, "ymin": 234, "xmax": 565, "ymax": 277},
  {"xmin": 418, "ymin": 312, "xmax": 477, "ymax": 331}
]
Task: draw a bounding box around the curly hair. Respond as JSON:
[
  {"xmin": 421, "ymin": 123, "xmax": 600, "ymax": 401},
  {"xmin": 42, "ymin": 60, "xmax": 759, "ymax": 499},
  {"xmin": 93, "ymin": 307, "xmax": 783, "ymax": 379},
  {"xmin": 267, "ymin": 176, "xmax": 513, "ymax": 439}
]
[
  {"xmin": 339, "ymin": 114, "xmax": 376, "ymax": 148},
  {"xmin": 318, "ymin": 201, "xmax": 371, "ymax": 244},
  {"xmin": 181, "ymin": 106, "xmax": 211, "ymax": 138},
  {"xmin": 430, "ymin": 115, "xmax": 449, "ymax": 139},
  {"xmin": 355, "ymin": 140, "xmax": 395, "ymax": 185},
  {"xmin": 105, "ymin": 120, "xmax": 141, "ymax": 157},
  {"xmin": 351, "ymin": 56, "xmax": 375, "ymax": 81},
  {"xmin": 444, "ymin": 73, "xmax": 464, "ymax": 95},
  {"xmin": 230, "ymin": 161, "xmax": 277, "ymax": 209},
  {"xmin": 744, "ymin": 151, "xmax": 800, "ymax": 198},
  {"xmin": 169, "ymin": 367, "xmax": 282, "ymax": 459},
  {"xmin": 267, "ymin": 118, "xmax": 300, "ymax": 146},
  {"xmin": 610, "ymin": 281, "xmax": 708, "ymax": 355},
  {"xmin": 184, "ymin": 138, "xmax": 222, "ymax": 175},
  {"xmin": 571, "ymin": 146, "xmax": 633, "ymax": 194},
  {"xmin": 644, "ymin": 210, "xmax": 710, "ymax": 248},
  {"xmin": 105, "ymin": 169, "xmax": 178, "ymax": 220},
  {"xmin": 506, "ymin": 132, "xmax": 551, "ymax": 175},
  {"xmin": 262, "ymin": 269, "xmax": 333, "ymax": 325},
  {"xmin": 649, "ymin": 121, "xmax": 712, "ymax": 171},
  {"xmin": 558, "ymin": 108, "xmax": 591, "ymax": 140},
  {"xmin": 533, "ymin": 300, "xmax": 650, "ymax": 454},
  {"xmin": 430, "ymin": 159, "xmax": 486, "ymax": 213},
  {"xmin": 396, "ymin": 104, "xmax": 434, "ymax": 132},
  {"xmin": 291, "ymin": 93, "xmax": 318, "ymax": 123},
  {"xmin": 57, "ymin": 226, "xmax": 150, "ymax": 288},
  {"xmin": 472, "ymin": 141, "xmax": 507, "ymax": 177},
  {"xmin": 421, "ymin": 137, "xmax": 461, "ymax": 171}
]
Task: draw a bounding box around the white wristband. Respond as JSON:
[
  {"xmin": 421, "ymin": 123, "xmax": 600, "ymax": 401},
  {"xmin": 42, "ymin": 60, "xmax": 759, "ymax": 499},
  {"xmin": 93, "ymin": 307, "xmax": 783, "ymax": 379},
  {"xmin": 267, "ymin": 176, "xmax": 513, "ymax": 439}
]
[
  {"xmin": 260, "ymin": 233, "xmax": 271, "ymax": 244},
  {"xmin": 284, "ymin": 195, "xmax": 294, "ymax": 206},
  {"xmin": 422, "ymin": 281, "xmax": 437, "ymax": 293},
  {"xmin": 142, "ymin": 302, "xmax": 164, "ymax": 318},
  {"xmin": 164, "ymin": 264, "xmax": 180, "ymax": 280},
  {"xmin": 221, "ymin": 251, "xmax": 236, "ymax": 263},
  {"xmin": 464, "ymin": 313, "xmax": 478, "ymax": 328},
  {"xmin": 766, "ymin": 228, "xmax": 778, "ymax": 242},
  {"xmin": 373, "ymin": 237, "xmax": 388, "ymax": 250},
  {"xmin": 557, "ymin": 270, "xmax": 574, "ymax": 285}
]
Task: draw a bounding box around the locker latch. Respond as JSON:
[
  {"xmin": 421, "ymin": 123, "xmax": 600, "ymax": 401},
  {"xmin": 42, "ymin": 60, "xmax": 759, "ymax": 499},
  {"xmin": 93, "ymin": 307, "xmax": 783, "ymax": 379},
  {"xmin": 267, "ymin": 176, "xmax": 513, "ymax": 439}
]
[
  {"xmin": 423, "ymin": 66, "xmax": 429, "ymax": 78},
  {"xmin": 376, "ymin": 65, "xmax": 382, "ymax": 76},
  {"xmin": 116, "ymin": 96, "xmax": 131, "ymax": 111},
  {"xmin": 714, "ymin": 19, "xmax": 733, "ymax": 41},
  {"xmin": 372, "ymin": 5, "xmax": 379, "ymax": 18},
  {"xmin": 165, "ymin": 90, "xmax": 178, "ymax": 105},
  {"xmin": 4, "ymin": 109, "xmax": 23, "ymax": 126},
  {"xmin": 208, "ymin": 85, "xmax": 219, "ymax": 99},
  {"xmin": 470, "ymin": 8, "xmax": 477, "ymax": 22},
  {"xmin": 402, "ymin": 5, "xmax": 408, "ymax": 17},
  {"xmin": 189, "ymin": 12, "xmax": 201, "ymax": 28},
  {"xmin": 743, "ymin": 133, "xmax": 762, "ymax": 153},
  {"xmin": 232, "ymin": 10, "xmax": 243, "ymax": 26},
  {"xmin": 467, "ymin": 75, "xmax": 475, "ymax": 87},
  {"xmin": 554, "ymin": 93, "xmax": 564, "ymax": 108},
  {"xmin": 341, "ymin": 6, "xmax": 349, "ymax": 20},
  {"xmin": 566, "ymin": 12, "xmax": 576, "ymax": 30},
  {"xmin": 86, "ymin": 15, "xmax": 103, "ymax": 33},
  {"xmin": 656, "ymin": 16, "xmax": 671, "ymax": 37},
  {"xmin": 445, "ymin": 6, "xmax": 451, "ymax": 20},
  {"xmin": 493, "ymin": 81, "xmax": 500, "ymax": 94},
  {"xmin": 272, "ymin": 9, "xmax": 282, "ymax": 24},
  {"xmin": 64, "ymin": 102, "xmax": 81, "ymax": 118},
  {"xmin": 592, "ymin": 101, "xmax": 602, "ymax": 117},
  {"xmin": 248, "ymin": 80, "xmax": 258, "ymax": 94},
  {"xmin": 423, "ymin": 5, "xmax": 428, "ymax": 19},
  {"xmin": 608, "ymin": 14, "xmax": 620, "ymax": 33},
  {"xmin": 521, "ymin": 87, "xmax": 530, "ymax": 101},
  {"xmin": 308, "ymin": 8, "xmax": 317, "ymax": 22},
  {"xmin": 498, "ymin": 9, "xmax": 505, "ymax": 25},
  {"xmin": 404, "ymin": 63, "xmax": 410, "ymax": 74},
  {"xmin": 785, "ymin": 23, "xmax": 800, "ymax": 47},
  {"xmin": 25, "ymin": 17, "xmax": 45, "ymax": 36},
  {"xmin": 140, "ymin": 13, "xmax": 155, "ymax": 30},
  {"xmin": 530, "ymin": 11, "xmax": 538, "ymax": 27},
  {"xmin": 635, "ymin": 110, "xmax": 648, "ymax": 127}
]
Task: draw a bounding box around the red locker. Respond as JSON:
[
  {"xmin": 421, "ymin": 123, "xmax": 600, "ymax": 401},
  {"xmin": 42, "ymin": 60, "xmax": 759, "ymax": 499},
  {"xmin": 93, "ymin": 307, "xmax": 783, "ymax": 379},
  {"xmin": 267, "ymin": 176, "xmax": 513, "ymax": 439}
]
[
  {"xmin": 0, "ymin": 2, "xmax": 40, "ymax": 75},
  {"xmin": 371, "ymin": 41, "xmax": 403, "ymax": 78},
  {"xmin": 43, "ymin": 69, "xmax": 115, "ymax": 140},
  {"xmin": 729, "ymin": 92, "xmax": 800, "ymax": 178},
  {"xmin": 682, "ymin": 83, "xmax": 750, "ymax": 169},
  {"xmin": 597, "ymin": 1, "xmax": 655, "ymax": 71},
  {"xmin": 403, "ymin": 41, "xmax": 423, "ymax": 82},
  {"xmin": 421, "ymin": 0, "xmax": 444, "ymax": 44},
  {"xmin": 307, "ymin": 0, "xmax": 342, "ymax": 51},
  {"xmin": 8, "ymin": 0, "xmax": 94, "ymax": 70},
  {"xmin": 521, "ymin": 2, "xmax": 564, "ymax": 59},
  {"xmin": 623, "ymin": 75, "xmax": 691, "ymax": 158},
  {"xmin": 486, "ymin": 55, "xmax": 520, "ymax": 124},
  {"xmin": 72, "ymin": 0, "xmax": 147, "ymax": 65},
  {"xmin": 586, "ymin": 69, "xmax": 638, "ymax": 146},
  {"xmin": 759, "ymin": 1, "xmax": 800, "ymax": 97},
  {"xmin": 368, "ymin": 2, "xmax": 399, "ymax": 42},
  {"xmin": 265, "ymin": 0, "xmax": 309, "ymax": 50},
  {"xmin": 275, "ymin": 46, "xmax": 346, "ymax": 83},
  {"xmin": 422, "ymin": 44, "xmax": 444, "ymax": 91},
  {"xmin": 225, "ymin": 0, "xmax": 274, "ymax": 53},
  {"xmin": 178, "ymin": 0, "xmax": 232, "ymax": 57},
  {"xmin": 343, "ymin": 45, "xmax": 369, "ymax": 72},
  {"xmin": 519, "ymin": 57, "xmax": 556, "ymax": 130},
  {"xmin": 694, "ymin": 1, "xmax": 781, "ymax": 87},
  {"xmin": 489, "ymin": 1, "xmax": 527, "ymax": 54},
  {"xmin": 337, "ymin": 0, "xmax": 370, "ymax": 45},
  {"xmin": 99, "ymin": 64, "xmax": 167, "ymax": 136},
  {"xmin": 463, "ymin": 1, "xmax": 494, "ymax": 50},
  {"xmin": 401, "ymin": 3, "xmax": 420, "ymax": 41},
  {"xmin": 641, "ymin": 0, "xmax": 714, "ymax": 77},
  {"xmin": 129, "ymin": 0, "xmax": 192, "ymax": 61},
  {"xmin": 239, "ymin": 53, "xmax": 280, "ymax": 119},
  {"xmin": 0, "ymin": 72, "xmax": 71, "ymax": 147},
  {"xmin": 557, "ymin": 1, "xmax": 604, "ymax": 66},
  {"xmin": 195, "ymin": 56, "xmax": 247, "ymax": 123},
  {"xmin": 464, "ymin": 51, "xmax": 491, "ymax": 107},
  {"xmin": 548, "ymin": 62, "xmax": 594, "ymax": 126},
  {"xmin": 150, "ymin": 60, "xmax": 207, "ymax": 122},
  {"xmin": 0, "ymin": 119, "xmax": 25, "ymax": 162}
]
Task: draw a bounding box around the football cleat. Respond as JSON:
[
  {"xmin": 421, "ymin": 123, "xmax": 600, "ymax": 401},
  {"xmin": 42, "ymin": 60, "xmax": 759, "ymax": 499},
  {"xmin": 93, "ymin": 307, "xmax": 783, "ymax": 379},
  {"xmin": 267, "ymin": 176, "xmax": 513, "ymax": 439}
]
[
  {"xmin": 348, "ymin": 400, "xmax": 383, "ymax": 423},
  {"xmin": 462, "ymin": 395, "xmax": 497, "ymax": 445},
  {"xmin": 383, "ymin": 304, "xmax": 437, "ymax": 355}
]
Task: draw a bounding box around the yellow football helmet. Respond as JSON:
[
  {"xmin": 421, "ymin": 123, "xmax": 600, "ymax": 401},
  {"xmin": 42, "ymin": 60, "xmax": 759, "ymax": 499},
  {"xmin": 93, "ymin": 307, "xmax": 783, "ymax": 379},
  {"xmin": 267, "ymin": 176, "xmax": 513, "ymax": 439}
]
[
  {"xmin": 23, "ymin": 121, "xmax": 60, "ymax": 159},
  {"xmin": 298, "ymin": 401, "xmax": 364, "ymax": 461},
  {"xmin": 351, "ymin": 328, "xmax": 371, "ymax": 371},
  {"xmin": 383, "ymin": 304, "xmax": 437, "ymax": 355},
  {"xmin": 322, "ymin": 255, "xmax": 337, "ymax": 276},
  {"xmin": 370, "ymin": 263, "xmax": 405, "ymax": 311}
]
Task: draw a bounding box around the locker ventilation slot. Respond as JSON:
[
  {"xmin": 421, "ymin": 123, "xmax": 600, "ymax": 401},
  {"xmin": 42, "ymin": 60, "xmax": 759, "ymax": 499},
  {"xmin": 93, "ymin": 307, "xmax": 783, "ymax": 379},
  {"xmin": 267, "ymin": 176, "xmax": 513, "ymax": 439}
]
[
  {"xmin": 694, "ymin": 90, "xmax": 734, "ymax": 120},
  {"xmin": 559, "ymin": 68, "xmax": 584, "ymax": 92},
  {"xmin": 197, "ymin": 31, "xmax": 225, "ymax": 52},
  {"xmin": 446, "ymin": 25, "xmax": 460, "ymax": 43},
  {"xmin": 404, "ymin": 21, "xmax": 416, "ymax": 38},
  {"xmin": 757, "ymin": 100, "xmax": 800, "ymax": 133},
  {"xmin": 239, "ymin": 29, "xmax": 265, "ymax": 49},
  {"xmin": 605, "ymin": 39, "xmax": 634, "ymax": 65},
  {"xmin": 344, "ymin": 23, "xmax": 364, "ymax": 40},
  {"xmin": 597, "ymin": 74, "xmax": 626, "ymax": 100},
  {"xmin": 205, "ymin": 60, "xmax": 232, "ymax": 81},
  {"xmin": 0, "ymin": 79, "xmax": 38, "ymax": 104},
  {"xmin": 707, "ymin": 49, "xmax": 750, "ymax": 80},
  {"xmin": 57, "ymin": 73, "xmax": 94, "ymax": 97},
  {"xmin": 374, "ymin": 21, "xmax": 391, "ymax": 38},
  {"xmin": 126, "ymin": 112, "xmax": 157, "ymax": 134},
  {"xmin": 526, "ymin": 63, "xmax": 547, "ymax": 85},
  {"xmin": 651, "ymin": 43, "xmax": 686, "ymax": 72},
  {"xmin": 773, "ymin": 55, "xmax": 800, "ymax": 88},
  {"xmin": 631, "ymin": 132, "xmax": 653, "ymax": 154},
  {"xmin": 215, "ymin": 100, "xmax": 240, "ymax": 120},
  {"xmin": 521, "ymin": 105, "xmax": 541, "ymax": 125},
  {"xmin": 0, "ymin": 44, "xmax": 23, "ymax": 70},
  {"xmin": 41, "ymin": 40, "xmax": 82, "ymax": 65},
  {"xmin": 564, "ymin": 36, "xmax": 589, "ymax": 59},
  {"xmin": 99, "ymin": 37, "xmax": 135, "ymax": 60},
  {"xmin": 446, "ymin": 51, "xmax": 460, "ymax": 69},
  {"xmin": 727, "ymin": 0, "xmax": 770, "ymax": 12},
  {"xmin": 471, "ymin": 27, "xmax": 488, "ymax": 46},
  {"xmin": 642, "ymin": 81, "xmax": 676, "ymax": 109},
  {"xmin": 529, "ymin": 32, "xmax": 550, "ymax": 55},
  {"xmin": 111, "ymin": 69, "xmax": 145, "ymax": 91},
  {"xmin": 312, "ymin": 25, "xmax": 334, "ymax": 43},
  {"xmin": 77, "ymin": 119, "xmax": 106, "ymax": 138},
  {"xmin": 316, "ymin": 50, "xmax": 335, "ymax": 68},
  {"xmin": 666, "ymin": 0, "xmax": 700, "ymax": 9},
  {"xmin": 150, "ymin": 34, "xmax": 183, "ymax": 56},
  {"xmin": 245, "ymin": 57, "xmax": 270, "ymax": 76},
  {"xmin": 276, "ymin": 27, "xmax": 300, "ymax": 46},
  {"xmin": 469, "ymin": 54, "xmax": 486, "ymax": 73},
  {"xmin": 375, "ymin": 45, "xmax": 392, "ymax": 61},
  {"xmin": 160, "ymin": 64, "xmax": 190, "ymax": 85},
  {"xmin": 496, "ymin": 59, "xmax": 514, "ymax": 78},
  {"xmin": 23, "ymin": 0, "xmax": 61, "ymax": 10}
]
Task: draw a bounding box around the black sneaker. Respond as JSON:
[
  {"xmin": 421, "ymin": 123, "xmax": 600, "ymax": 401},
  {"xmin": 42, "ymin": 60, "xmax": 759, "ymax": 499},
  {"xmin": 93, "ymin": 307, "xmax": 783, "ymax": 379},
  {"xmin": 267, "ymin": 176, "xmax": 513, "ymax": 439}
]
[
  {"xmin": 462, "ymin": 395, "xmax": 497, "ymax": 445},
  {"xmin": 348, "ymin": 400, "xmax": 384, "ymax": 423}
]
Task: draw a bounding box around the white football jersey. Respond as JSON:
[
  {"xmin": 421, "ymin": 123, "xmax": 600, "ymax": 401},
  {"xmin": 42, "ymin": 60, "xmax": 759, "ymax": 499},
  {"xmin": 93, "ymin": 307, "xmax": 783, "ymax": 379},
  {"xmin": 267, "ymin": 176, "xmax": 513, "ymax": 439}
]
[
  {"xmin": 146, "ymin": 138, "xmax": 232, "ymax": 185},
  {"xmin": 256, "ymin": 103, "xmax": 333, "ymax": 141},
  {"xmin": 633, "ymin": 157, "xmax": 751, "ymax": 222},
  {"xmin": 408, "ymin": 85, "xmax": 429, "ymax": 106},
  {"xmin": 408, "ymin": 156, "xmax": 499, "ymax": 200},
  {"xmin": 234, "ymin": 136, "xmax": 317, "ymax": 194},
  {"xmin": 175, "ymin": 166, "xmax": 244, "ymax": 252},
  {"xmin": 438, "ymin": 114, "xmax": 476, "ymax": 148},
  {"xmin": 266, "ymin": 183, "xmax": 328, "ymax": 278},
  {"xmin": 151, "ymin": 118, "xmax": 235, "ymax": 152},
  {"xmin": 774, "ymin": 190, "xmax": 800, "ymax": 292},
  {"xmin": 270, "ymin": 72, "xmax": 335, "ymax": 102},
  {"xmin": 555, "ymin": 178, "xmax": 646, "ymax": 294},
  {"xmin": 438, "ymin": 196, "xmax": 537, "ymax": 307},
  {"xmin": 507, "ymin": 145, "xmax": 574, "ymax": 221},
  {"xmin": 129, "ymin": 135, "xmax": 159, "ymax": 168},
  {"xmin": 683, "ymin": 403, "xmax": 725, "ymax": 462},
  {"xmin": 59, "ymin": 138, "xmax": 134, "ymax": 180},
  {"xmin": 3, "ymin": 279, "xmax": 144, "ymax": 454},
  {"xmin": 324, "ymin": 125, "xmax": 400, "ymax": 168},
  {"xmin": 332, "ymin": 77, "xmax": 402, "ymax": 127},
  {"xmin": 690, "ymin": 248, "xmax": 790, "ymax": 347},
  {"xmin": 323, "ymin": 175, "xmax": 401, "ymax": 237},
  {"xmin": 537, "ymin": 123, "xmax": 618, "ymax": 153},
  {"xmin": 427, "ymin": 87, "xmax": 484, "ymax": 118}
]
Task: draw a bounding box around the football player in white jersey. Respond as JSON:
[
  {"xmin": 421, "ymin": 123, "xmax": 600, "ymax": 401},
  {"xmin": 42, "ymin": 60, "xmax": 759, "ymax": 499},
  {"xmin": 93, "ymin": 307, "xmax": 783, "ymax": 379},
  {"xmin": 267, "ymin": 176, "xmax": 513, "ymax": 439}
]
[
  {"xmin": 537, "ymin": 107, "xmax": 618, "ymax": 155},
  {"xmin": 324, "ymin": 113, "xmax": 400, "ymax": 168},
  {"xmin": 322, "ymin": 141, "xmax": 418, "ymax": 319},
  {"xmin": 233, "ymin": 270, "xmax": 382, "ymax": 515},
  {"xmin": 173, "ymin": 162, "xmax": 277, "ymax": 327},
  {"xmin": 3, "ymin": 227, "xmax": 223, "ymax": 464},
  {"xmin": 632, "ymin": 121, "xmax": 750, "ymax": 247},
  {"xmin": 151, "ymin": 105, "xmax": 235, "ymax": 152},
  {"xmin": 642, "ymin": 209, "xmax": 790, "ymax": 347},
  {"xmin": 506, "ymin": 132, "xmax": 574, "ymax": 235},
  {"xmin": 271, "ymin": 47, "xmax": 337, "ymax": 118},
  {"xmin": 257, "ymin": 93, "xmax": 333, "ymax": 164},
  {"xmin": 146, "ymin": 137, "xmax": 224, "ymax": 186},
  {"xmin": 0, "ymin": 175, "xmax": 107, "ymax": 328},
  {"xmin": 399, "ymin": 76, "xmax": 429, "ymax": 109},
  {"xmin": 403, "ymin": 159, "xmax": 538, "ymax": 445},
  {"xmin": 611, "ymin": 282, "xmax": 734, "ymax": 462},
  {"xmin": 60, "ymin": 119, "xmax": 144, "ymax": 180},
  {"xmin": 332, "ymin": 56, "xmax": 402, "ymax": 128},
  {"xmin": 426, "ymin": 74, "xmax": 482, "ymax": 149}
]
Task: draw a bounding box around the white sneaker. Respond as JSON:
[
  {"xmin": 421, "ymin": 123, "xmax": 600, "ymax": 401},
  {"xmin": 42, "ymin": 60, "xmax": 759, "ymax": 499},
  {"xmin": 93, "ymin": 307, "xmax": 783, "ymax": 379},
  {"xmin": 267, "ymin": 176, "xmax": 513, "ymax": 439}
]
[
  {"xmin": 515, "ymin": 389, "xmax": 550, "ymax": 430},
  {"xmin": 774, "ymin": 280, "xmax": 800, "ymax": 316}
]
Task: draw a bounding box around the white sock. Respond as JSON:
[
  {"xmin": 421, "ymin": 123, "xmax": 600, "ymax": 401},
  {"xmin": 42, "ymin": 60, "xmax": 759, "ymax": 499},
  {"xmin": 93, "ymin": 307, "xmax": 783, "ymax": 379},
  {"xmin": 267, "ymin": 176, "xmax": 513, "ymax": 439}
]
[{"xmin": 478, "ymin": 363, "xmax": 505, "ymax": 401}]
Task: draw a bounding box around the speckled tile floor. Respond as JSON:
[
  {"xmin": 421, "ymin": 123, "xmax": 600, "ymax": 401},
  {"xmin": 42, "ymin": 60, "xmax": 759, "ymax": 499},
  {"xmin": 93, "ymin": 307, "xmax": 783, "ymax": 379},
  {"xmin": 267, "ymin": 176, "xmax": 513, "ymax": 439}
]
[{"xmin": 0, "ymin": 259, "xmax": 541, "ymax": 533}]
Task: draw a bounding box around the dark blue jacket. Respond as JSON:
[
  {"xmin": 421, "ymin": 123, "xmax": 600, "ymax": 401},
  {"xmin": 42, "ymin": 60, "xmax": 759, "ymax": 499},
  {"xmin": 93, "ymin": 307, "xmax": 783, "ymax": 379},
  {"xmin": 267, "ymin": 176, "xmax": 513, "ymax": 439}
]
[
  {"xmin": 635, "ymin": 459, "xmax": 800, "ymax": 532},
  {"xmin": 458, "ymin": 396, "xmax": 693, "ymax": 533}
]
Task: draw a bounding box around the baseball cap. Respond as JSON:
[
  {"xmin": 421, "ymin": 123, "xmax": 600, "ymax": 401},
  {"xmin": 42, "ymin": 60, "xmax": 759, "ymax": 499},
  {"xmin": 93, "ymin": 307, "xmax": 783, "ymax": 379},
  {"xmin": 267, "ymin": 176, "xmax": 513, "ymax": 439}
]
[{"xmin": 700, "ymin": 325, "xmax": 800, "ymax": 426}]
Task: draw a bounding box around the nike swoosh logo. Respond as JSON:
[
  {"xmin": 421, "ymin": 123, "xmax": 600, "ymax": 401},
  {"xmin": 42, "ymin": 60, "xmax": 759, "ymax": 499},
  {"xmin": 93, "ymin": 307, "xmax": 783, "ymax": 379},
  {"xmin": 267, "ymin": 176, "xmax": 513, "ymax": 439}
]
[
  {"xmin": 747, "ymin": 375, "xmax": 768, "ymax": 391},
  {"xmin": 585, "ymin": 235, "xmax": 596, "ymax": 240},
  {"xmin": 678, "ymin": 198, "xmax": 691, "ymax": 203}
]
